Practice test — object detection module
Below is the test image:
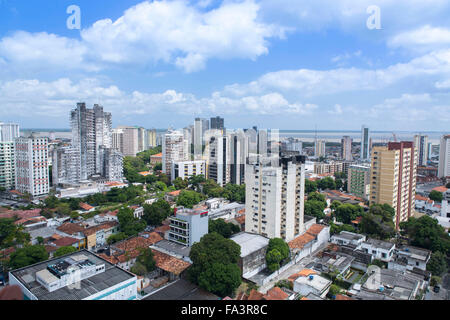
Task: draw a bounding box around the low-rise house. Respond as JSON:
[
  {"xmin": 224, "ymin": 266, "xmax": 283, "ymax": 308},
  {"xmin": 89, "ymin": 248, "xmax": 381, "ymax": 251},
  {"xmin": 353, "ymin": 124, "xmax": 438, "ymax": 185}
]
[
  {"xmin": 288, "ymin": 224, "xmax": 330, "ymax": 262},
  {"xmin": 293, "ymin": 270, "xmax": 332, "ymax": 299},
  {"xmin": 361, "ymin": 238, "xmax": 395, "ymax": 262},
  {"xmin": 230, "ymin": 232, "xmax": 270, "ymax": 279},
  {"xmin": 165, "ymin": 190, "xmax": 181, "ymax": 202},
  {"xmin": 150, "ymin": 153, "xmax": 163, "ymax": 165},
  {"xmin": 330, "ymin": 231, "xmax": 366, "ymax": 247},
  {"xmin": 130, "ymin": 206, "xmax": 144, "ymax": 219},
  {"xmin": 79, "ymin": 202, "xmax": 95, "ymax": 213},
  {"xmin": 388, "ymin": 245, "xmax": 431, "ymax": 271},
  {"xmin": 358, "ymin": 268, "xmax": 422, "ymax": 300},
  {"xmin": 237, "ymin": 287, "xmax": 294, "ymax": 301},
  {"xmin": 83, "ymin": 221, "xmax": 119, "ymax": 250},
  {"xmin": 208, "ymin": 202, "xmax": 245, "ymax": 220},
  {"xmin": 314, "ymin": 251, "xmax": 355, "ymax": 276}
]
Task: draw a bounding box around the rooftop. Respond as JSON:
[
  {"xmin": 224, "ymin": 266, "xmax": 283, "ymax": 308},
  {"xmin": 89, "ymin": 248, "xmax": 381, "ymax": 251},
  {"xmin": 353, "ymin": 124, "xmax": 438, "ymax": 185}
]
[
  {"xmin": 152, "ymin": 239, "xmax": 191, "ymax": 258},
  {"xmin": 144, "ymin": 278, "xmax": 218, "ymax": 300},
  {"xmin": 363, "ymin": 238, "xmax": 395, "ymax": 250},
  {"xmin": 152, "ymin": 249, "xmax": 191, "ymax": 275},
  {"xmin": 334, "ymin": 231, "xmax": 365, "ymax": 241},
  {"xmin": 10, "ymin": 250, "xmax": 136, "ymax": 300},
  {"xmin": 230, "ymin": 232, "xmax": 270, "ymax": 257},
  {"xmin": 397, "ymin": 245, "xmax": 431, "ymax": 261},
  {"xmin": 56, "ymin": 223, "xmax": 85, "ymax": 235}
]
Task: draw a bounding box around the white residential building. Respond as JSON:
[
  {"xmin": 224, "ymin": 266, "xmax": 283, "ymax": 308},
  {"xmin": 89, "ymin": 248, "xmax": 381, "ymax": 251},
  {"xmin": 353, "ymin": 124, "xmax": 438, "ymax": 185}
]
[
  {"xmin": 0, "ymin": 142, "xmax": 16, "ymax": 190},
  {"xmin": 293, "ymin": 273, "xmax": 332, "ymax": 299},
  {"xmin": 361, "ymin": 238, "xmax": 396, "ymax": 262},
  {"xmin": 330, "ymin": 231, "xmax": 366, "ymax": 247},
  {"xmin": 171, "ymin": 160, "xmax": 206, "ymax": 181},
  {"xmin": 245, "ymin": 155, "xmax": 306, "ymax": 242},
  {"xmin": 162, "ymin": 130, "xmax": 187, "ymax": 181},
  {"xmin": 205, "ymin": 130, "xmax": 230, "ymax": 187},
  {"xmin": 0, "ymin": 123, "xmax": 20, "ymax": 142},
  {"xmin": 438, "ymin": 134, "xmax": 450, "ymax": 178},
  {"xmin": 14, "ymin": 134, "xmax": 49, "ymax": 197}
]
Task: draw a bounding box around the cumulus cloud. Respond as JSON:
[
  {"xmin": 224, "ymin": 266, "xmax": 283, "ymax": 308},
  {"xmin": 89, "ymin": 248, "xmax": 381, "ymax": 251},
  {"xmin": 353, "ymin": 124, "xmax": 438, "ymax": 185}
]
[
  {"xmin": 389, "ymin": 25, "xmax": 450, "ymax": 52},
  {"xmin": 0, "ymin": 0, "xmax": 285, "ymax": 74}
]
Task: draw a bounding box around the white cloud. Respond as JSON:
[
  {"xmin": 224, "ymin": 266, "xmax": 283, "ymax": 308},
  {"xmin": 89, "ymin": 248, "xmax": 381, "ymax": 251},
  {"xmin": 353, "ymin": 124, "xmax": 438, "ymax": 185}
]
[
  {"xmin": 329, "ymin": 104, "xmax": 343, "ymax": 115},
  {"xmin": 389, "ymin": 25, "xmax": 450, "ymax": 51},
  {"xmin": 0, "ymin": 0, "xmax": 285, "ymax": 74},
  {"xmin": 221, "ymin": 49, "xmax": 450, "ymax": 97}
]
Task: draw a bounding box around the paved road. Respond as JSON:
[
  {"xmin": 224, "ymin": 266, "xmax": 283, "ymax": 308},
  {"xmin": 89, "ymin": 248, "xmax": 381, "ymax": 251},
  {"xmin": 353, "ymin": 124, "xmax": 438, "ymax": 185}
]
[{"xmin": 259, "ymin": 243, "xmax": 327, "ymax": 294}]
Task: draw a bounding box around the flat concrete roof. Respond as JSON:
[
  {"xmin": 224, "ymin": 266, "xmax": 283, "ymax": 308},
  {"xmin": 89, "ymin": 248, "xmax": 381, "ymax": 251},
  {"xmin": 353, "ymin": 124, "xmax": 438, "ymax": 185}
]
[
  {"xmin": 363, "ymin": 238, "xmax": 395, "ymax": 250},
  {"xmin": 10, "ymin": 250, "xmax": 136, "ymax": 300},
  {"xmin": 144, "ymin": 279, "xmax": 219, "ymax": 300},
  {"xmin": 152, "ymin": 239, "xmax": 191, "ymax": 258},
  {"xmin": 230, "ymin": 232, "xmax": 270, "ymax": 258}
]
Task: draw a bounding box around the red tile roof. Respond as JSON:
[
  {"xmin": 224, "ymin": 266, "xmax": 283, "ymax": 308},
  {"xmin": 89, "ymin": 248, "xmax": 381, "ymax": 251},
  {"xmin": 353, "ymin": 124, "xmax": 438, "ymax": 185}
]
[
  {"xmin": 247, "ymin": 290, "xmax": 264, "ymax": 300},
  {"xmin": 111, "ymin": 234, "xmax": 163, "ymax": 263},
  {"xmin": 79, "ymin": 202, "xmax": 94, "ymax": 211},
  {"xmin": 335, "ymin": 294, "xmax": 354, "ymax": 300},
  {"xmin": 306, "ymin": 224, "xmax": 326, "ymax": 236},
  {"xmin": 263, "ymin": 287, "xmax": 289, "ymax": 300},
  {"xmin": 415, "ymin": 195, "xmax": 429, "ymax": 202},
  {"xmin": 57, "ymin": 223, "xmax": 85, "ymax": 235},
  {"xmin": 167, "ymin": 190, "xmax": 181, "ymax": 197},
  {"xmin": 0, "ymin": 209, "xmax": 42, "ymax": 220},
  {"xmin": 52, "ymin": 237, "xmax": 79, "ymax": 247},
  {"xmin": 288, "ymin": 233, "xmax": 315, "ymax": 250},
  {"xmin": 288, "ymin": 269, "xmax": 317, "ymax": 283},
  {"xmin": 151, "ymin": 249, "xmax": 191, "ymax": 275},
  {"xmin": 432, "ymin": 186, "xmax": 448, "ymax": 193},
  {"xmin": 83, "ymin": 221, "xmax": 118, "ymax": 237},
  {"xmin": 235, "ymin": 214, "xmax": 246, "ymax": 225}
]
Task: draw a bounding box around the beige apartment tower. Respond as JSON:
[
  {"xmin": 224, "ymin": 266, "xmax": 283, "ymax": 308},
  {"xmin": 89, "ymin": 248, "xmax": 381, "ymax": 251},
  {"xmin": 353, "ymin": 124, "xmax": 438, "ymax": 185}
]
[{"xmin": 370, "ymin": 142, "xmax": 417, "ymax": 229}]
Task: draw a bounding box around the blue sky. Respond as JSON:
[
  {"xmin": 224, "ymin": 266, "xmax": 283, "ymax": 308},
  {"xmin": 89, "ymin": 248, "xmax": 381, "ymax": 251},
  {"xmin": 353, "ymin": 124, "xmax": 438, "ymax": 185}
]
[{"xmin": 0, "ymin": 0, "xmax": 449, "ymax": 131}]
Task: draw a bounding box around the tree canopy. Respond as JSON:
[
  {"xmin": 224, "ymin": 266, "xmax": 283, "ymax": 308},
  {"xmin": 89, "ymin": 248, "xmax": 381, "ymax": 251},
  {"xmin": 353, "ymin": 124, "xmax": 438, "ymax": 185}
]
[
  {"xmin": 359, "ymin": 204, "xmax": 396, "ymax": 240},
  {"xmin": 8, "ymin": 245, "xmax": 49, "ymax": 270},
  {"xmin": 266, "ymin": 238, "xmax": 290, "ymax": 272},
  {"xmin": 429, "ymin": 190, "xmax": 443, "ymax": 202},
  {"xmin": 176, "ymin": 190, "xmax": 205, "ymax": 209},
  {"xmin": 400, "ymin": 215, "xmax": 450, "ymax": 253},
  {"xmin": 143, "ymin": 199, "xmax": 172, "ymax": 226},
  {"xmin": 317, "ymin": 177, "xmax": 336, "ymax": 190},
  {"xmin": 117, "ymin": 207, "xmax": 146, "ymax": 237},
  {"xmin": 334, "ymin": 203, "xmax": 363, "ymax": 224},
  {"xmin": 54, "ymin": 246, "xmax": 77, "ymax": 257},
  {"xmin": 0, "ymin": 218, "xmax": 31, "ymax": 249},
  {"xmin": 209, "ymin": 219, "xmax": 240, "ymax": 238},
  {"xmin": 188, "ymin": 232, "xmax": 241, "ymax": 297},
  {"xmin": 426, "ymin": 251, "xmax": 448, "ymax": 276}
]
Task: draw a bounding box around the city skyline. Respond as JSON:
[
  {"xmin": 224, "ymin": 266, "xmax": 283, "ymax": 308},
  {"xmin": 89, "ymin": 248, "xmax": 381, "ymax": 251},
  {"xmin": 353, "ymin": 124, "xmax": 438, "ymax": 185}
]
[{"xmin": 0, "ymin": 0, "xmax": 449, "ymax": 130}]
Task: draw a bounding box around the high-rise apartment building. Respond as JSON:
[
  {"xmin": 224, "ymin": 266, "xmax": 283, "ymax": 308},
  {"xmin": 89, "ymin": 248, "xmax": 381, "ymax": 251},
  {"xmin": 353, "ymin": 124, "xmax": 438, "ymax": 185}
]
[
  {"xmin": 147, "ymin": 129, "xmax": 157, "ymax": 148},
  {"xmin": 347, "ymin": 164, "xmax": 370, "ymax": 200},
  {"xmin": 0, "ymin": 123, "xmax": 19, "ymax": 190},
  {"xmin": 99, "ymin": 147, "xmax": 124, "ymax": 182},
  {"xmin": 71, "ymin": 103, "xmax": 112, "ymax": 180},
  {"xmin": 117, "ymin": 126, "xmax": 139, "ymax": 157},
  {"xmin": 193, "ymin": 118, "xmax": 207, "ymax": 160},
  {"xmin": 210, "ymin": 116, "xmax": 224, "ymax": 130},
  {"xmin": 245, "ymin": 155, "xmax": 306, "ymax": 241},
  {"xmin": 171, "ymin": 160, "xmax": 206, "ymax": 181},
  {"xmin": 52, "ymin": 146, "xmax": 81, "ymax": 186},
  {"xmin": 361, "ymin": 125, "xmax": 370, "ymax": 160},
  {"xmin": 370, "ymin": 142, "xmax": 417, "ymax": 229},
  {"xmin": 0, "ymin": 123, "xmax": 20, "ymax": 142},
  {"xmin": 205, "ymin": 130, "xmax": 230, "ymax": 187},
  {"xmin": 229, "ymin": 130, "xmax": 247, "ymax": 185},
  {"xmin": 414, "ymin": 135, "xmax": 429, "ymax": 167},
  {"xmin": 315, "ymin": 140, "xmax": 326, "ymax": 158},
  {"xmin": 438, "ymin": 135, "xmax": 450, "ymax": 178},
  {"xmin": 341, "ymin": 136, "xmax": 353, "ymax": 161},
  {"xmin": 0, "ymin": 142, "xmax": 16, "ymax": 190},
  {"xmin": 15, "ymin": 134, "xmax": 49, "ymax": 197},
  {"xmin": 162, "ymin": 130, "xmax": 186, "ymax": 181}
]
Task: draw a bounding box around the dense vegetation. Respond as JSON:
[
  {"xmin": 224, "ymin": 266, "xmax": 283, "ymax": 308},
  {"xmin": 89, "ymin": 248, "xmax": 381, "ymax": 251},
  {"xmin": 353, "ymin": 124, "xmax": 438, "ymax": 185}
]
[
  {"xmin": 188, "ymin": 232, "xmax": 241, "ymax": 297},
  {"xmin": 209, "ymin": 219, "xmax": 240, "ymax": 238},
  {"xmin": 266, "ymin": 238, "xmax": 290, "ymax": 272}
]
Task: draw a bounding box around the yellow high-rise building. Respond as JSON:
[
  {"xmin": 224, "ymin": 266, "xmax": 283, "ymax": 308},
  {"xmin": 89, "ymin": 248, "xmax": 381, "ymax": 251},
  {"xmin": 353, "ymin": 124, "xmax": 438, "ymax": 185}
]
[{"xmin": 370, "ymin": 142, "xmax": 417, "ymax": 229}]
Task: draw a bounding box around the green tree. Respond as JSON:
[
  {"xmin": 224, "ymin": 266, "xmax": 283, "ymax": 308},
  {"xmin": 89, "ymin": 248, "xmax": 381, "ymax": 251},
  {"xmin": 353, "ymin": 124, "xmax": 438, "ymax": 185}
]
[
  {"xmin": 176, "ymin": 190, "xmax": 205, "ymax": 208},
  {"xmin": 305, "ymin": 179, "xmax": 318, "ymax": 193},
  {"xmin": 188, "ymin": 233, "xmax": 241, "ymax": 297},
  {"xmin": 307, "ymin": 192, "xmax": 326, "ymax": 203},
  {"xmin": 329, "ymin": 284, "xmax": 341, "ymax": 297},
  {"xmin": 143, "ymin": 199, "xmax": 172, "ymax": 226},
  {"xmin": 209, "ymin": 219, "xmax": 240, "ymax": 238},
  {"xmin": 222, "ymin": 184, "xmax": 246, "ymax": 203},
  {"xmin": 36, "ymin": 236, "xmax": 44, "ymax": 245},
  {"xmin": 429, "ymin": 190, "xmax": 443, "ymax": 202},
  {"xmin": 430, "ymin": 276, "xmax": 442, "ymax": 287},
  {"xmin": 197, "ymin": 262, "xmax": 242, "ymax": 298},
  {"xmin": 330, "ymin": 200, "xmax": 342, "ymax": 212},
  {"xmin": 54, "ymin": 246, "xmax": 77, "ymax": 257},
  {"xmin": 130, "ymin": 262, "xmax": 147, "ymax": 276},
  {"xmin": 399, "ymin": 216, "xmax": 450, "ymax": 253},
  {"xmin": 0, "ymin": 218, "xmax": 30, "ymax": 249},
  {"xmin": 317, "ymin": 177, "xmax": 336, "ymax": 190},
  {"xmin": 304, "ymin": 200, "xmax": 326, "ymax": 219},
  {"xmin": 173, "ymin": 177, "xmax": 189, "ymax": 190},
  {"xmin": 266, "ymin": 249, "xmax": 283, "ymax": 272},
  {"xmin": 426, "ymin": 251, "xmax": 448, "ymax": 276},
  {"xmin": 360, "ymin": 204, "xmax": 396, "ymax": 240},
  {"xmin": 44, "ymin": 196, "xmax": 59, "ymax": 209},
  {"xmin": 335, "ymin": 178, "xmax": 343, "ymax": 189},
  {"xmin": 55, "ymin": 203, "xmax": 72, "ymax": 216},
  {"xmin": 335, "ymin": 204, "xmax": 363, "ymax": 224},
  {"xmin": 117, "ymin": 207, "xmax": 146, "ymax": 237},
  {"xmin": 137, "ymin": 248, "xmax": 156, "ymax": 272},
  {"xmin": 267, "ymin": 238, "xmax": 290, "ymax": 261},
  {"xmin": 107, "ymin": 232, "xmax": 127, "ymax": 245},
  {"xmin": 8, "ymin": 245, "xmax": 48, "ymax": 270}
]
